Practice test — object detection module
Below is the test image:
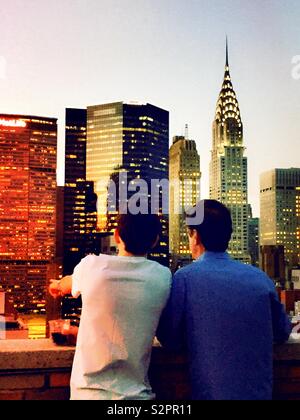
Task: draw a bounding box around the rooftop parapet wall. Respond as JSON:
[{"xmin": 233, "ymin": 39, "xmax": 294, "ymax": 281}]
[{"xmin": 0, "ymin": 339, "xmax": 300, "ymax": 400}]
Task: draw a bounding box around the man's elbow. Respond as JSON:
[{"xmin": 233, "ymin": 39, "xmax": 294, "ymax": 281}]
[
  {"xmin": 156, "ymin": 327, "xmax": 182, "ymax": 352},
  {"xmin": 157, "ymin": 336, "xmax": 183, "ymax": 352},
  {"xmin": 274, "ymin": 333, "xmax": 290, "ymax": 345},
  {"xmin": 274, "ymin": 323, "xmax": 292, "ymax": 344},
  {"xmin": 156, "ymin": 330, "xmax": 173, "ymax": 350}
]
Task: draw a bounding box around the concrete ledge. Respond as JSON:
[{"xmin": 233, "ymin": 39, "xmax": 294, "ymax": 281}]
[
  {"xmin": 0, "ymin": 339, "xmax": 74, "ymax": 371},
  {"xmin": 0, "ymin": 340, "xmax": 73, "ymax": 401},
  {"xmin": 1, "ymin": 339, "xmax": 300, "ymax": 370},
  {"xmin": 1, "ymin": 339, "xmax": 300, "ymax": 400}
]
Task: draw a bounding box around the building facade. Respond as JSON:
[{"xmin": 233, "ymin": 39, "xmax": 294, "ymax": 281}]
[
  {"xmin": 63, "ymin": 109, "xmax": 98, "ymax": 277},
  {"xmin": 248, "ymin": 205, "xmax": 259, "ymax": 267},
  {"xmin": 260, "ymin": 245, "xmax": 286, "ymax": 285},
  {"xmin": 62, "ymin": 109, "xmax": 101, "ymax": 322},
  {"xmin": 169, "ymin": 134, "xmax": 201, "ymax": 269},
  {"xmin": 248, "ymin": 217, "xmax": 260, "ymax": 267},
  {"xmin": 260, "ymin": 168, "xmax": 300, "ymax": 267},
  {"xmin": 209, "ymin": 42, "xmax": 250, "ymax": 263},
  {"xmin": 86, "ymin": 102, "xmax": 169, "ymax": 266},
  {"xmin": 0, "ymin": 115, "xmax": 58, "ymax": 314}
]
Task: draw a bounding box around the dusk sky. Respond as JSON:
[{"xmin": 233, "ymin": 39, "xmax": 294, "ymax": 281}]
[{"xmin": 1, "ymin": 0, "xmax": 300, "ymax": 216}]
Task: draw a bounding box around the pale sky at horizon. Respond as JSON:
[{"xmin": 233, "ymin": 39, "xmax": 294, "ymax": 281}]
[{"xmin": 1, "ymin": 0, "xmax": 300, "ymax": 217}]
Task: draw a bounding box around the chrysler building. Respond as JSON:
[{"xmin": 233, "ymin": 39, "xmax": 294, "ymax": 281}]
[{"xmin": 209, "ymin": 40, "xmax": 250, "ymax": 263}]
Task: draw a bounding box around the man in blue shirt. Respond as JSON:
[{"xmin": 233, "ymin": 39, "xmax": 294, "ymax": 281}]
[{"xmin": 157, "ymin": 200, "xmax": 291, "ymax": 400}]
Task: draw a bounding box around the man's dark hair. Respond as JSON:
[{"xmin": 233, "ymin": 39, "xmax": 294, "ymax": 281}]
[
  {"xmin": 117, "ymin": 213, "xmax": 162, "ymax": 256},
  {"xmin": 186, "ymin": 200, "xmax": 233, "ymax": 252}
]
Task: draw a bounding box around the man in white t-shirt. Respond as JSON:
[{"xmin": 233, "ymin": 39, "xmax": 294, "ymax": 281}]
[{"xmin": 49, "ymin": 214, "xmax": 171, "ymax": 400}]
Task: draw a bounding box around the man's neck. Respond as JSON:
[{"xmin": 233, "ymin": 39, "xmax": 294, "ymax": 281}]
[
  {"xmin": 118, "ymin": 250, "xmax": 147, "ymax": 258},
  {"xmin": 193, "ymin": 247, "xmax": 206, "ymax": 260}
]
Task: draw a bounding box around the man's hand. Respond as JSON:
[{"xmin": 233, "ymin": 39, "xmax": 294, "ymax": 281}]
[
  {"xmin": 49, "ymin": 276, "xmax": 72, "ymax": 298},
  {"xmin": 49, "ymin": 280, "xmax": 62, "ymax": 298}
]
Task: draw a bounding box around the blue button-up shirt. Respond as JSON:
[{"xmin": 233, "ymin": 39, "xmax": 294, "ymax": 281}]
[{"xmin": 157, "ymin": 252, "xmax": 291, "ymax": 400}]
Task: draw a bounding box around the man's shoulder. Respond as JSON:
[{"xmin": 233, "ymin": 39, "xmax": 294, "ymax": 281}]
[
  {"xmin": 229, "ymin": 260, "xmax": 273, "ymax": 281},
  {"xmin": 173, "ymin": 261, "xmax": 199, "ymax": 280},
  {"xmin": 174, "ymin": 258, "xmax": 274, "ymax": 287},
  {"xmin": 147, "ymin": 260, "xmax": 172, "ymax": 280},
  {"xmin": 77, "ymin": 253, "xmax": 114, "ymax": 270},
  {"xmin": 244, "ymin": 264, "xmax": 275, "ymax": 288},
  {"xmin": 142, "ymin": 261, "xmax": 172, "ymax": 297},
  {"xmin": 174, "ymin": 259, "xmax": 221, "ymax": 280},
  {"xmin": 81, "ymin": 253, "xmax": 104, "ymax": 265}
]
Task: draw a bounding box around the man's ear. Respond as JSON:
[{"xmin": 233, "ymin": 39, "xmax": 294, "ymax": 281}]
[
  {"xmin": 114, "ymin": 229, "xmax": 121, "ymax": 244},
  {"xmin": 191, "ymin": 229, "xmax": 201, "ymax": 246},
  {"xmin": 151, "ymin": 234, "xmax": 160, "ymax": 249},
  {"xmin": 187, "ymin": 228, "xmax": 193, "ymax": 238},
  {"xmin": 195, "ymin": 230, "xmax": 202, "ymax": 246}
]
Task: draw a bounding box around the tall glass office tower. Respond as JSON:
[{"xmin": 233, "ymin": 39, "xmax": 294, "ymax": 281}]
[
  {"xmin": 87, "ymin": 102, "xmax": 169, "ymax": 266},
  {"xmin": 209, "ymin": 42, "xmax": 250, "ymax": 263},
  {"xmin": 0, "ymin": 114, "xmax": 58, "ymax": 313},
  {"xmin": 260, "ymin": 168, "xmax": 300, "ymax": 267}
]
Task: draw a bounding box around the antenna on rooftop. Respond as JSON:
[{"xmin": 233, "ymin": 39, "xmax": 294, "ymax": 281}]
[{"xmin": 185, "ymin": 124, "xmax": 189, "ymax": 140}]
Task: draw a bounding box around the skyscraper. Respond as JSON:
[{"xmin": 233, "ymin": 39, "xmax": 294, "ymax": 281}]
[
  {"xmin": 260, "ymin": 168, "xmax": 300, "ymax": 267},
  {"xmin": 63, "ymin": 109, "xmax": 100, "ymax": 321},
  {"xmin": 248, "ymin": 205, "xmax": 260, "ymax": 267},
  {"xmin": 209, "ymin": 41, "xmax": 250, "ymax": 263},
  {"xmin": 169, "ymin": 133, "xmax": 201, "ymax": 268},
  {"xmin": 86, "ymin": 102, "xmax": 169, "ymax": 266},
  {"xmin": 0, "ymin": 114, "xmax": 58, "ymax": 314},
  {"xmin": 63, "ymin": 108, "xmax": 98, "ymax": 277}
]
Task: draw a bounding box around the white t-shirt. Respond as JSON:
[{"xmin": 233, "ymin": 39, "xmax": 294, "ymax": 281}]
[{"xmin": 70, "ymin": 254, "xmax": 171, "ymax": 400}]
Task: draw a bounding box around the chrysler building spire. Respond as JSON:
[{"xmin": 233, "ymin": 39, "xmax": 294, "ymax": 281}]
[
  {"xmin": 215, "ymin": 38, "xmax": 242, "ymax": 128},
  {"xmin": 226, "ymin": 36, "xmax": 229, "ymax": 67},
  {"xmin": 209, "ymin": 41, "xmax": 250, "ymax": 264}
]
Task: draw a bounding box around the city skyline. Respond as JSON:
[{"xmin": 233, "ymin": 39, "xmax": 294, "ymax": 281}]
[{"xmin": 1, "ymin": 0, "xmax": 300, "ymax": 217}]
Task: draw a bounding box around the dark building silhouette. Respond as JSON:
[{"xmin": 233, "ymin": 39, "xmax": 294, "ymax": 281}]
[
  {"xmin": 248, "ymin": 217, "xmax": 259, "ymax": 267},
  {"xmin": 247, "ymin": 205, "xmax": 259, "ymax": 267},
  {"xmin": 63, "ymin": 108, "xmax": 99, "ymax": 276},
  {"xmin": 260, "ymin": 245, "xmax": 286, "ymax": 285},
  {"xmin": 56, "ymin": 187, "xmax": 64, "ymax": 262},
  {"xmin": 62, "ymin": 109, "xmax": 100, "ymax": 321}
]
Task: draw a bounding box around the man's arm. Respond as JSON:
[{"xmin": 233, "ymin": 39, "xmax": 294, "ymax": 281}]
[
  {"xmin": 49, "ymin": 275, "xmax": 72, "ymax": 298},
  {"xmin": 270, "ymin": 287, "xmax": 292, "ymax": 344},
  {"xmin": 49, "ymin": 256, "xmax": 89, "ymax": 299},
  {"xmin": 156, "ymin": 270, "xmax": 187, "ymax": 351}
]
